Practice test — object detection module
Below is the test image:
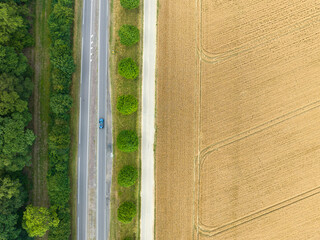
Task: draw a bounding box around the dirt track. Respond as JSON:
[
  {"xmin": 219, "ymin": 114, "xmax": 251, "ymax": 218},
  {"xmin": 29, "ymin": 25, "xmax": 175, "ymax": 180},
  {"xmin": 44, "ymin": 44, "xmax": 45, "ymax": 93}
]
[{"xmin": 156, "ymin": 0, "xmax": 320, "ymax": 239}]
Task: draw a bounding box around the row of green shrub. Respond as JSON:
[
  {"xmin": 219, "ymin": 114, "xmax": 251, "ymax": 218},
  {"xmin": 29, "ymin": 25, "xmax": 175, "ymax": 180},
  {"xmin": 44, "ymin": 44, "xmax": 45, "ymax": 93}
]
[
  {"xmin": 45, "ymin": 0, "xmax": 75, "ymax": 238},
  {"xmin": 115, "ymin": 0, "xmax": 140, "ymax": 238},
  {"xmin": 0, "ymin": 0, "xmax": 35, "ymax": 239}
]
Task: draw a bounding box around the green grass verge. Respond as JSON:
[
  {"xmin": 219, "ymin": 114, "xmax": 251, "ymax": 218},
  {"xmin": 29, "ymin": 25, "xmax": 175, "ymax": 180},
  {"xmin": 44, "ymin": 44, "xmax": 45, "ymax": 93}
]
[
  {"xmin": 109, "ymin": 0, "xmax": 143, "ymax": 239},
  {"xmin": 30, "ymin": 0, "xmax": 52, "ymax": 238},
  {"xmin": 70, "ymin": 0, "xmax": 82, "ymax": 237}
]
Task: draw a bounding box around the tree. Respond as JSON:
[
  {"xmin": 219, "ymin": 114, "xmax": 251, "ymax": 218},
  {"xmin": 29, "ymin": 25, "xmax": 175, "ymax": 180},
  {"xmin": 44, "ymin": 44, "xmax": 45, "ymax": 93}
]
[
  {"xmin": 51, "ymin": 68, "xmax": 71, "ymax": 93},
  {"xmin": 118, "ymin": 58, "xmax": 139, "ymax": 80},
  {"xmin": 118, "ymin": 25, "xmax": 139, "ymax": 46},
  {"xmin": 0, "ymin": 46, "xmax": 28, "ymax": 76},
  {"xmin": 0, "ymin": 213, "xmax": 20, "ymax": 240},
  {"xmin": 0, "ymin": 175, "xmax": 28, "ymax": 240},
  {"xmin": 50, "ymin": 94, "xmax": 73, "ymax": 115},
  {"xmin": 0, "ymin": 73, "xmax": 28, "ymax": 116},
  {"xmin": 0, "ymin": 177, "xmax": 23, "ymax": 207},
  {"xmin": 47, "ymin": 172, "xmax": 70, "ymax": 206},
  {"xmin": 22, "ymin": 205, "xmax": 59, "ymax": 238},
  {"xmin": 117, "ymin": 201, "xmax": 136, "ymax": 223},
  {"xmin": 0, "ymin": 113, "xmax": 35, "ymax": 171},
  {"xmin": 50, "ymin": 40, "xmax": 75, "ymax": 75},
  {"xmin": 120, "ymin": 0, "xmax": 139, "ymax": 9},
  {"xmin": 118, "ymin": 166, "xmax": 138, "ymax": 187},
  {"xmin": 49, "ymin": 123, "xmax": 70, "ymax": 149},
  {"xmin": 48, "ymin": 0, "xmax": 74, "ymax": 42},
  {"xmin": 47, "ymin": 207, "xmax": 71, "ymax": 240},
  {"xmin": 0, "ymin": 3, "xmax": 24, "ymax": 45},
  {"xmin": 117, "ymin": 95, "xmax": 138, "ymax": 115},
  {"xmin": 116, "ymin": 130, "xmax": 139, "ymax": 152}
]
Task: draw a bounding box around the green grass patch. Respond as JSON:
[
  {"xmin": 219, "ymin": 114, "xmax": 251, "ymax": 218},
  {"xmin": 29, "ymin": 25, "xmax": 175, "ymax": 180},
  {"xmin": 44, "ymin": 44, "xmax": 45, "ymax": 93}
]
[
  {"xmin": 30, "ymin": 0, "xmax": 52, "ymax": 239},
  {"xmin": 70, "ymin": 0, "xmax": 82, "ymax": 236},
  {"xmin": 109, "ymin": 0, "xmax": 143, "ymax": 239}
]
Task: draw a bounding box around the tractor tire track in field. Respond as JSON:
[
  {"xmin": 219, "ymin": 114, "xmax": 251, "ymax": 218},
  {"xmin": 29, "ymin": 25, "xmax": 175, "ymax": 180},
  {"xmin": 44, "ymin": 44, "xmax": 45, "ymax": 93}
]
[
  {"xmin": 197, "ymin": 186, "xmax": 320, "ymax": 237},
  {"xmin": 199, "ymin": 99, "xmax": 320, "ymax": 163},
  {"xmin": 193, "ymin": 1, "xmax": 320, "ymax": 239},
  {"xmin": 198, "ymin": 0, "xmax": 320, "ymax": 63}
]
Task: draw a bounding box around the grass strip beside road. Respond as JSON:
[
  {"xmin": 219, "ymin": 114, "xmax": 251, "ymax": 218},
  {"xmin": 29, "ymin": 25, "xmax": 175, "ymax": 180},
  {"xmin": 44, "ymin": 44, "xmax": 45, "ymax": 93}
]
[
  {"xmin": 70, "ymin": 0, "xmax": 82, "ymax": 237},
  {"xmin": 109, "ymin": 0, "xmax": 143, "ymax": 239},
  {"xmin": 30, "ymin": 0, "xmax": 52, "ymax": 238}
]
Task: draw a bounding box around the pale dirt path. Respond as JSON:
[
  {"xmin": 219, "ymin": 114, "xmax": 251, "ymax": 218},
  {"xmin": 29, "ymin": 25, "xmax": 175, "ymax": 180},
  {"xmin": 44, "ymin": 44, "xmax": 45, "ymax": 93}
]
[{"xmin": 141, "ymin": 0, "xmax": 157, "ymax": 239}]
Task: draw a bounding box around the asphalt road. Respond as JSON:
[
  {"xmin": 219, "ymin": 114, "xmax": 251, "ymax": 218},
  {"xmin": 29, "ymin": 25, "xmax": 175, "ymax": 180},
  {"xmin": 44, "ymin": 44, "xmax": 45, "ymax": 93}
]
[
  {"xmin": 77, "ymin": 0, "xmax": 112, "ymax": 237},
  {"xmin": 77, "ymin": 0, "xmax": 92, "ymax": 237},
  {"xmin": 96, "ymin": 0, "xmax": 113, "ymax": 239},
  {"xmin": 141, "ymin": 0, "xmax": 157, "ymax": 239}
]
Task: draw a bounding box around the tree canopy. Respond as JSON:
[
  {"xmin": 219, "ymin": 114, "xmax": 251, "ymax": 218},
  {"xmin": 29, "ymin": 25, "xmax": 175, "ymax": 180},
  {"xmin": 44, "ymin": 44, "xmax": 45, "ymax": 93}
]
[
  {"xmin": 50, "ymin": 40, "xmax": 75, "ymax": 76},
  {"xmin": 120, "ymin": 0, "xmax": 139, "ymax": 9},
  {"xmin": 0, "ymin": 3, "xmax": 23, "ymax": 45},
  {"xmin": 23, "ymin": 205, "xmax": 59, "ymax": 237},
  {"xmin": 118, "ymin": 25, "xmax": 139, "ymax": 46},
  {"xmin": 117, "ymin": 201, "xmax": 136, "ymax": 223},
  {"xmin": 118, "ymin": 58, "xmax": 139, "ymax": 80},
  {"xmin": 117, "ymin": 95, "xmax": 138, "ymax": 115},
  {"xmin": 0, "ymin": 175, "xmax": 28, "ymax": 240},
  {"xmin": 0, "ymin": 73, "xmax": 28, "ymax": 116},
  {"xmin": 0, "ymin": 46, "xmax": 28, "ymax": 76},
  {"xmin": 50, "ymin": 93, "xmax": 73, "ymax": 116},
  {"xmin": 0, "ymin": 113, "xmax": 35, "ymax": 171},
  {"xmin": 118, "ymin": 166, "xmax": 138, "ymax": 187},
  {"xmin": 116, "ymin": 130, "xmax": 139, "ymax": 153}
]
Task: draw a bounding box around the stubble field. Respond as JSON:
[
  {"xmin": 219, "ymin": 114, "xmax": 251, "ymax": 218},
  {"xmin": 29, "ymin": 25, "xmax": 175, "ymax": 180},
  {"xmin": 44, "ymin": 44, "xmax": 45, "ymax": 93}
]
[{"xmin": 156, "ymin": 0, "xmax": 320, "ymax": 239}]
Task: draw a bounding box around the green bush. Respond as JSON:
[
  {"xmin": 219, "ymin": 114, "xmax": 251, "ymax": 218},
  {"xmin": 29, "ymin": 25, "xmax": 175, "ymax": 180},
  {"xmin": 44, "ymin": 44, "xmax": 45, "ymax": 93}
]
[
  {"xmin": 118, "ymin": 58, "xmax": 139, "ymax": 79},
  {"xmin": 123, "ymin": 237, "xmax": 133, "ymax": 240},
  {"xmin": 50, "ymin": 94, "xmax": 73, "ymax": 115},
  {"xmin": 116, "ymin": 130, "xmax": 139, "ymax": 153},
  {"xmin": 117, "ymin": 201, "xmax": 136, "ymax": 223},
  {"xmin": 120, "ymin": 0, "xmax": 139, "ymax": 9},
  {"xmin": 118, "ymin": 166, "xmax": 138, "ymax": 187},
  {"xmin": 118, "ymin": 25, "xmax": 139, "ymax": 46},
  {"xmin": 117, "ymin": 95, "xmax": 138, "ymax": 115}
]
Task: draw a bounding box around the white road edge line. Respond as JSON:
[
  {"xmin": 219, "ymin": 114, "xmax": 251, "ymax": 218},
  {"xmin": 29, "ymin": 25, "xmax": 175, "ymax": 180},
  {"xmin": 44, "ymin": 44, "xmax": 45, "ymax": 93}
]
[
  {"xmin": 78, "ymin": 156, "xmax": 80, "ymax": 205},
  {"xmin": 85, "ymin": 0, "xmax": 94, "ymax": 238},
  {"xmin": 96, "ymin": 0, "xmax": 101, "ymax": 236},
  {"xmin": 79, "ymin": 97, "xmax": 82, "ymax": 144},
  {"xmin": 77, "ymin": 216, "xmax": 80, "ymax": 240},
  {"xmin": 78, "ymin": 0, "xmax": 85, "ymax": 237}
]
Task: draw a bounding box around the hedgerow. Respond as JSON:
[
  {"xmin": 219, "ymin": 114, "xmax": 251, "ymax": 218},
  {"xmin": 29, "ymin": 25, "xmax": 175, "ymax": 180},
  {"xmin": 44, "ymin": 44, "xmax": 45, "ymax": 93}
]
[
  {"xmin": 46, "ymin": 0, "xmax": 75, "ymax": 237},
  {"xmin": 118, "ymin": 58, "xmax": 139, "ymax": 79},
  {"xmin": 117, "ymin": 201, "xmax": 136, "ymax": 223},
  {"xmin": 118, "ymin": 25, "xmax": 139, "ymax": 46},
  {"xmin": 116, "ymin": 130, "xmax": 139, "ymax": 153},
  {"xmin": 116, "ymin": 95, "xmax": 138, "ymax": 115}
]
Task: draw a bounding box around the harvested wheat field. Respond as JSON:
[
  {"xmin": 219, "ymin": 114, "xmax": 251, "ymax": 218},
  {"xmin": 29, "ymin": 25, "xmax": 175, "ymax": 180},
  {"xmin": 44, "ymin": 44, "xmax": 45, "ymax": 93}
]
[{"xmin": 155, "ymin": 0, "xmax": 320, "ymax": 239}]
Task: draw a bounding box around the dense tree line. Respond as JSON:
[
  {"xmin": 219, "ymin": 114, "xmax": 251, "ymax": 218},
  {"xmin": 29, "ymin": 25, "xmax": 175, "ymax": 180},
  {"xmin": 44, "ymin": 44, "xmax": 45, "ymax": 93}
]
[
  {"xmin": 46, "ymin": 0, "xmax": 75, "ymax": 237},
  {"xmin": 0, "ymin": 0, "xmax": 35, "ymax": 238}
]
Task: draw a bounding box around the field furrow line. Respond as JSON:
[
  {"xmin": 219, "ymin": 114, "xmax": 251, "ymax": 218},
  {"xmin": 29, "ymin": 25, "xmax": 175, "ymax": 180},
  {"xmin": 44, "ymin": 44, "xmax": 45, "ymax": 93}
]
[
  {"xmin": 199, "ymin": 99, "xmax": 320, "ymax": 164},
  {"xmin": 197, "ymin": 186, "xmax": 320, "ymax": 236}
]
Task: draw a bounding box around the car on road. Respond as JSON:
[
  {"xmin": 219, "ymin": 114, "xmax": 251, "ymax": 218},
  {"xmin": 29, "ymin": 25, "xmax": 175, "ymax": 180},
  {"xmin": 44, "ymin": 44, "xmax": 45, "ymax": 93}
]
[{"xmin": 99, "ymin": 118, "xmax": 104, "ymax": 129}]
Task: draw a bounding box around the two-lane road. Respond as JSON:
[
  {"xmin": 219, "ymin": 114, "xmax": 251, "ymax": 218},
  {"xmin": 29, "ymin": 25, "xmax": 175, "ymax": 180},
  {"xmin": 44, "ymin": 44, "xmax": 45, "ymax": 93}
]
[{"xmin": 78, "ymin": 0, "xmax": 112, "ymax": 237}]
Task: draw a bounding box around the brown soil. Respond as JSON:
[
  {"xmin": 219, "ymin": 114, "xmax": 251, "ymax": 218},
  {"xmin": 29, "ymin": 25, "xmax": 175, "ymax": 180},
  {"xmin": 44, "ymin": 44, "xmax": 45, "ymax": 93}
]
[{"xmin": 155, "ymin": 0, "xmax": 320, "ymax": 239}]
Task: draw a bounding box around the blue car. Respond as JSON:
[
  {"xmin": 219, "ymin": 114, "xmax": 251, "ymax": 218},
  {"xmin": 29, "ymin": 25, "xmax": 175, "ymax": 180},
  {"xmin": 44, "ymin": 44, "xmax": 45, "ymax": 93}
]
[{"xmin": 99, "ymin": 118, "xmax": 104, "ymax": 129}]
